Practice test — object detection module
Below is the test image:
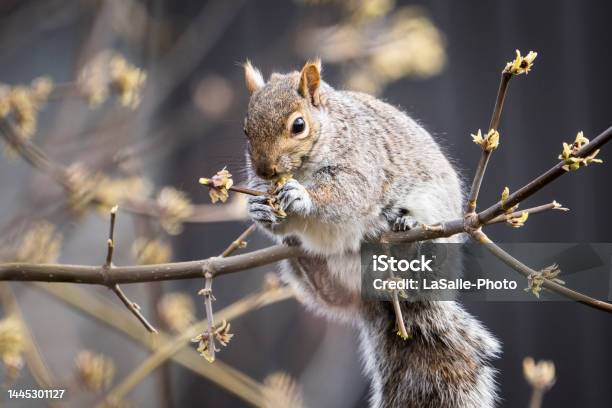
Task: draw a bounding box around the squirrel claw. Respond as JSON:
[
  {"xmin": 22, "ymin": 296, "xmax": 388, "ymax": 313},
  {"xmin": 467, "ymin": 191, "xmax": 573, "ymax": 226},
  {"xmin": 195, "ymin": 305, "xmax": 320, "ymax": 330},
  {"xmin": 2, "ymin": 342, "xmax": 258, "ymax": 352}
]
[
  {"xmin": 393, "ymin": 215, "xmax": 420, "ymax": 232},
  {"xmin": 248, "ymin": 195, "xmax": 281, "ymax": 225},
  {"xmin": 277, "ymin": 179, "xmax": 313, "ymax": 215}
]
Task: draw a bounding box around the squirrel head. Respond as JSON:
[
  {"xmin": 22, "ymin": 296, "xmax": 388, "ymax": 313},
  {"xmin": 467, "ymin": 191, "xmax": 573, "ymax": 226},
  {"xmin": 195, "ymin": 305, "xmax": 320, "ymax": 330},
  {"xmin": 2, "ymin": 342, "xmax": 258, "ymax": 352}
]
[{"xmin": 243, "ymin": 59, "xmax": 323, "ymax": 180}]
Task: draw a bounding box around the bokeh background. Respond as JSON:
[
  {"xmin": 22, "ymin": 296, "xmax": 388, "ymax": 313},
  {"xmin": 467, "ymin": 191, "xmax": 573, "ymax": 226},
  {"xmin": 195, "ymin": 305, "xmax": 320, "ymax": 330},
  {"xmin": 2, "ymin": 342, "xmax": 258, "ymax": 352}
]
[{"xmin": 0, "ymin": 0, "xmax": 611, "ymax": 406}]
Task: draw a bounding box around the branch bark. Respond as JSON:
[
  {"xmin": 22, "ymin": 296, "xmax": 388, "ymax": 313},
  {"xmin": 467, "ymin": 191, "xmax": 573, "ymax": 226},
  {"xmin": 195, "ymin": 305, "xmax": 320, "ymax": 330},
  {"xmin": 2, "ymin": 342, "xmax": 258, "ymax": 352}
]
[{"xmin": 0, "ymin": 245, "xmax": 302, "ymax": 284}]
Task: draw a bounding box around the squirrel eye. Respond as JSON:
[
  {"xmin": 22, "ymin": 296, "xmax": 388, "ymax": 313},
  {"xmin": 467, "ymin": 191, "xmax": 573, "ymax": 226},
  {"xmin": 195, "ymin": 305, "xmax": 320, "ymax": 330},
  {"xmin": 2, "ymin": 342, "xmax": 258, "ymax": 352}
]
[{"xmin": 291, "ymin": 117, "xmax": 306, "ymax": 134}]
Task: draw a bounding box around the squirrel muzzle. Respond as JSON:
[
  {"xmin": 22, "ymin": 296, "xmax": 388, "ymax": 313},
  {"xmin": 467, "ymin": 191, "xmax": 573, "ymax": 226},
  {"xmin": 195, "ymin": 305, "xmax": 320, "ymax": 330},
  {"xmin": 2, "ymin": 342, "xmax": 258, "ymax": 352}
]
[{"xmin": 254, "ymin": 161, "xmax": 279, "ymax": 180}]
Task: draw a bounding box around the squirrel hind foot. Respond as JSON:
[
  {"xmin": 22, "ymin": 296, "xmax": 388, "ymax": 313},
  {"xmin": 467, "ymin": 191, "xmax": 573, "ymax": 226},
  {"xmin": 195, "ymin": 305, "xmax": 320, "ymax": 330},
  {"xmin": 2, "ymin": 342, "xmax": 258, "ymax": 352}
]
[
  {"xmin": 382, "ymin": 206, "xmax": 420, "ymax": 232},
  {"xmin": 393, "ymin": 215, "xmax": 420, "ymax": 231}
]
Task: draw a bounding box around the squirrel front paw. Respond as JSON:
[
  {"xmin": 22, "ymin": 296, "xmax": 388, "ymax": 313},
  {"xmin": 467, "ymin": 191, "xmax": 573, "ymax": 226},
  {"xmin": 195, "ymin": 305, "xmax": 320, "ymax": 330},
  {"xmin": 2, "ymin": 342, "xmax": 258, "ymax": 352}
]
[
  {"xmin": 248, "ymin": 195, "xmax": 282, "ymax": 225},
  {"xmin": 276, "ymin": 179, "xmax": 313, "ymax": 215},
  {"xmin": 247, "ymin": 179, "xmax": 313, "ymax": 227}
]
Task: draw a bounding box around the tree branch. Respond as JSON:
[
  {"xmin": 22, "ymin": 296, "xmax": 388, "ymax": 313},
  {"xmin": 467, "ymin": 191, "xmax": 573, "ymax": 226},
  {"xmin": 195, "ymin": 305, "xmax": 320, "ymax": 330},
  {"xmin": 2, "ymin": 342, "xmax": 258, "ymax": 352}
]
[
  {"xmin": 478, "ymin": 125, "xmax": 612, "ymax": 224},
  {"xmin": 470, "ymin": 230, "xmax": 612, "ymax": 313},
  {"xmin": 0, "ymin": 245, "xmax": 302, "ymax": 284},
  {"xmin": 379, "ymin": 218, "xmax": 465, "ymax": 243}
]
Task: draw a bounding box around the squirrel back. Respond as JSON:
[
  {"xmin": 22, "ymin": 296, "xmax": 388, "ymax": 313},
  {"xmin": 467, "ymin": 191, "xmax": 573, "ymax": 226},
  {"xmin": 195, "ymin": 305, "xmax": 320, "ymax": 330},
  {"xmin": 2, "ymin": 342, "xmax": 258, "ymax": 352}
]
[{"xmin": 242, "ymin": 60, "xmax": 500, "ymax": 407}]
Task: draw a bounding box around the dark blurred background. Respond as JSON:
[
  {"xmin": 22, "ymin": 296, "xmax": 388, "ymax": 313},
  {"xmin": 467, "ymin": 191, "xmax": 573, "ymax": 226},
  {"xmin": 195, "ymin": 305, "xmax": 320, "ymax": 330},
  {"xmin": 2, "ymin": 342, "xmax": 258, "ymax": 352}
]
[{"xmin": 0, "ymin": 0, "xmax": 611, "ymax": 407}]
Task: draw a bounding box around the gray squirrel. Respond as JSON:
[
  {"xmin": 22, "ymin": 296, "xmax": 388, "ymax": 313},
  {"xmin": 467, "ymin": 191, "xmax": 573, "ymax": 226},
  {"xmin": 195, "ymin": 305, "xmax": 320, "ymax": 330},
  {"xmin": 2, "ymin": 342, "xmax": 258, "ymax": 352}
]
[{"xmin": 242, "ymin": 59, "xmax": 500, "ymax": 407}]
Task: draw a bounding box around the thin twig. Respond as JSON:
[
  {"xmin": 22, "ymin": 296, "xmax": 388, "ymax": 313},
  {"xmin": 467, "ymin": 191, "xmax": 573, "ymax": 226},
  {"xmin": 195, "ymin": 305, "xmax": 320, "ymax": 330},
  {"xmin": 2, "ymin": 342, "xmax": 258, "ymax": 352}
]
[
  {"xmin": 488, "ymin": 72, "xmax": 512, "ymax": 132},
  {"xmin": 470, "ymin": 230, "xmax": 612, "ymax": 313},
  {"xmin": 228, "ymin": 185, "xmax": 265, "ymax": 197},
  {"xmin": 465, "ymin": 72, "xmax": 512, "ymax": 212},
  {"xmin": 111, "ymin": 285, "xmax": 158, "ymax": 333},
  {"xmin": 221, "ymin": 224, "xmax": 257, "ymax": 257},
  {"xmin": 200, "ymin": 223, "xmax": 257, "ymax": 362},
  {"xmin": 103, "ymin": 206, "xmax": 157, "ymax": 333},
  {"xmin": 201, "ymin": 272, "xmax": 216, "ymax": 362},
  {"xmin": 485, "ymin": 201, "xmax": 568, "ymax": 225},
  {"xmin": 105, "ymin": 206, "xmax": 117, "ymax": 267},
  {"xmin": 199, "ymin": 176, "xmax": 265, "ymax": 198},
  {"xmin": 391, "ymin": 291, "xmax": 409, "ymax": 339}
]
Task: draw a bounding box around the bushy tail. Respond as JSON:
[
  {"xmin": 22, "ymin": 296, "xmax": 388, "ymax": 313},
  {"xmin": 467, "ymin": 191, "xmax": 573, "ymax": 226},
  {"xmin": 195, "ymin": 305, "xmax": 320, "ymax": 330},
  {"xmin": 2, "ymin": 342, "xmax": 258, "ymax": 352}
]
[{"xmin": 358, "ymin": 300, "xmax": 501, "ymax": 408}]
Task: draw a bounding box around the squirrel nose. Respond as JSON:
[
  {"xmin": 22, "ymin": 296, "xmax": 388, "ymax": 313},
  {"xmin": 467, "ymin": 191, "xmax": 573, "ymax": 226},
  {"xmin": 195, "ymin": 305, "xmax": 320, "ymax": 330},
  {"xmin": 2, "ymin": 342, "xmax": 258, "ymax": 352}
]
[{"xmin": 257, "ymin": 164, "xmax": 278, "ymax": 179}]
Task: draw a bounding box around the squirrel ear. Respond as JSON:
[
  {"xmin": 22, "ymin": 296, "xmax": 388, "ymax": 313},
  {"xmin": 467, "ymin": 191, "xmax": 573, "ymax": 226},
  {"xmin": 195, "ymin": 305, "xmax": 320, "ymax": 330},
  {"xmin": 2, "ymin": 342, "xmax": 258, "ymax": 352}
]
[
  {"xmin": 299, "ymin": 59, "xmax": 322, "ymax": 106},
  {"xmin": 243, "ymin": 60, "xmax": 265, "ymax": 95}
]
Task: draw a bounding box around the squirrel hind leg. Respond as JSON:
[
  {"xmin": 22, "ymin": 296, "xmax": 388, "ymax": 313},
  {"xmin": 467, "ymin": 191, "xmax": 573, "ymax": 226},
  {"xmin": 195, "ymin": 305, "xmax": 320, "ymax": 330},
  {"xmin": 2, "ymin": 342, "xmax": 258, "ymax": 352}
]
[{"xmin": 277, "ymin": 242, "xmax": 362, "ymax": 323}]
